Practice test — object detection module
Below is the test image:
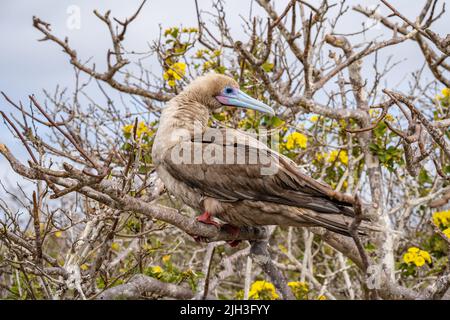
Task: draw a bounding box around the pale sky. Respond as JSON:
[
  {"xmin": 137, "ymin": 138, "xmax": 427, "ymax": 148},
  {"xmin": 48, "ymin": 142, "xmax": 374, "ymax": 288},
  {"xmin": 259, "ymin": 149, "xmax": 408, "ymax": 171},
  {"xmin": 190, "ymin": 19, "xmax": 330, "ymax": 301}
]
[{"xmin": 0, "ymin": 0, "xmax": 448, "ymax": 191}]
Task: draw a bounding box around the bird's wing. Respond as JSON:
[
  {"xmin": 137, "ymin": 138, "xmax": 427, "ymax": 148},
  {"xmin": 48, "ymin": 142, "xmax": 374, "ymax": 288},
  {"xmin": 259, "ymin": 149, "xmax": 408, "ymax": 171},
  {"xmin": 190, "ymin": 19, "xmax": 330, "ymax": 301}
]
[{"xmin": 161, "ymin": 128, "xmax": 355, "ymax": 217}]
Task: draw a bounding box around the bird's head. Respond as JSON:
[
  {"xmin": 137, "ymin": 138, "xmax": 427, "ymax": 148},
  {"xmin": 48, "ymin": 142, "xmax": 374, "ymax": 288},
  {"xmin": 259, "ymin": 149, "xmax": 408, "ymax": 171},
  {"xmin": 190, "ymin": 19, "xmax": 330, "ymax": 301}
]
[{"xmin": 184, "ymin": 73, "xmax": 275, "ymax": 115}]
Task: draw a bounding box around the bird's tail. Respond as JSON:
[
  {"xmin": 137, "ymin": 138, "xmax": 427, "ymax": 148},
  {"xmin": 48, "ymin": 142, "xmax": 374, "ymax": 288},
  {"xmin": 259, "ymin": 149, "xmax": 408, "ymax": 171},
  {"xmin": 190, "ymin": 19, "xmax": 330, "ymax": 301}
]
[{"xmin": 292, "ymin": 208, "xmax": 382, "ymax": 237}]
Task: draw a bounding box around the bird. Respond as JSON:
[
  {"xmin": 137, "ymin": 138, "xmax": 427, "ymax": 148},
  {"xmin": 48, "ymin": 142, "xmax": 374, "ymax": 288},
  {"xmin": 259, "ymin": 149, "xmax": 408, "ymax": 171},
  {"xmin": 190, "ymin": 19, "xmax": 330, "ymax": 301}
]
[{"xmin": 151, "ymin": 73, "xmax": 373, "ymax": 243}]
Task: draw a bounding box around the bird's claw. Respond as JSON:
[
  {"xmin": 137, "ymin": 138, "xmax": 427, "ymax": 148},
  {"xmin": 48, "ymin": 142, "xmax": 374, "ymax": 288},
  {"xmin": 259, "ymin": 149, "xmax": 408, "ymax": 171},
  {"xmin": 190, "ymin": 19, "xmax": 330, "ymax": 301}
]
[
  {"xmin": 193, "ymin": 214, "xmax": 241, "ymax": 247},
  {"xmin": 196, "ymin": 211, "xmax": 220, "ymax": 228},
  {"xmin": 191, "ymin": 235, "xmax": 210, "ymax": 243}
]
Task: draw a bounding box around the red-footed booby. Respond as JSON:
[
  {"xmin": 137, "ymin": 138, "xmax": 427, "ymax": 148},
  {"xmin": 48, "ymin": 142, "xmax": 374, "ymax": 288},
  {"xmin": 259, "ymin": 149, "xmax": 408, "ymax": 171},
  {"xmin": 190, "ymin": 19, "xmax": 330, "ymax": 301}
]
[{"xmin": 152, "ymin": 73, "xmax": 372, "ymax": 243}]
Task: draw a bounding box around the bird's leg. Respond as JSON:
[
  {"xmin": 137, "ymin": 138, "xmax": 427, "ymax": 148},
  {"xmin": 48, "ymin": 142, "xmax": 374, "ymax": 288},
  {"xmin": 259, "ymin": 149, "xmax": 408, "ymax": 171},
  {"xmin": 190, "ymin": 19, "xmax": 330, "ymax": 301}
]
[
  {"xmin": 194, "ymin": 213, "xmax": 241, "ymax": 247},
  {"xmin": 196, "ymin": 211, "xmax": 220, "ymax": 228},
  {"xmin": 221, "ymin": 224, "xmax": 241, "ymax": 247},
  {"xmin": 190, "ymin": 211, "xmax": 220, "ymax": 243}
]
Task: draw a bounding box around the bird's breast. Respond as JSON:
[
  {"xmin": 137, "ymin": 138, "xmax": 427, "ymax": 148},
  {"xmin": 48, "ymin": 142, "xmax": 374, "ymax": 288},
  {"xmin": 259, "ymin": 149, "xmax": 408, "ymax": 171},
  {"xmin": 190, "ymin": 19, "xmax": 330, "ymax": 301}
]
[{"xmin": 155, "ymin": 165, "xmax": 203, "ymax": 210}]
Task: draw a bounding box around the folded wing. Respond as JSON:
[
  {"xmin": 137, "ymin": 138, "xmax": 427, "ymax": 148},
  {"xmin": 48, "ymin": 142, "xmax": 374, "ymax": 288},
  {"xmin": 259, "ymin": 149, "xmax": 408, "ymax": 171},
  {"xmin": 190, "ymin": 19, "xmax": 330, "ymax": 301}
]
[{"xmin": 162, "ymin": 128, "xmax": 356, "ymax": 218}]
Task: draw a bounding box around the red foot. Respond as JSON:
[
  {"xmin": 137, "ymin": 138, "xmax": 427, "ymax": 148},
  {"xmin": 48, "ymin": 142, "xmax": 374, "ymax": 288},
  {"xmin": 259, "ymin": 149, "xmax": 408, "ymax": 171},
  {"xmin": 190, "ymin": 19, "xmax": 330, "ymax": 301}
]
[
  {"xmin": 221, "ymin": 224, "xmax": 242, "ymax": 247},
  {"xmin": 193, "ymin": 214, "xmax": 241, "ymax": 247},
  {"xmin": 196, "ymin": 211, "xmax": 220, "ymax": 228}
]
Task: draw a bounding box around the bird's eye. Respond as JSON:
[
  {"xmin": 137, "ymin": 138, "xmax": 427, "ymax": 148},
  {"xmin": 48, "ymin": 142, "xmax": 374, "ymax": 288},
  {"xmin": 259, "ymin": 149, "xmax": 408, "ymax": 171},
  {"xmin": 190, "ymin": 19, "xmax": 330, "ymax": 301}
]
[{"xmin": 224, "ymin": 87, "xmax": 234, "ymax": 94}]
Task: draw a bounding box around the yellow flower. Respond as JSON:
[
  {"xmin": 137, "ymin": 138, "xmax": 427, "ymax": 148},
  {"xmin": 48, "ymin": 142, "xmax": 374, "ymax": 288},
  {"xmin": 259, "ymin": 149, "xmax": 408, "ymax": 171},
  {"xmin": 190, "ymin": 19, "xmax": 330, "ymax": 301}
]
[
  {"xmin": 433, "ymin": 210, "xmax": 450, "ymax": 229},
  {"xmin": 414, "ymin": 256, "xmax": 425, "ymax": 267},
  {"xmin": 327, "ymin": 150, "xmax": 338, "ymax": 163},
  {"xmin": 80, "ymin": 264, "xmax": 89, "ymax": 271},
  {"xmin": 419, "ymin": 250, "xmax": 431, "ymax": 264},
  {"xmin": 163, "ymin": 62, "xmax": 187, "ymax": 86},
  {"xmin": 171, "ymin": 62, "xmax": 186, "ymax": 79},
  {"xmin": 162, "ymin": 255, "xmax": 171, "ymax": 264},
  {"xmin": 288, "ymin": 281, "xmax": 309, "ymax": 299},
  {"xmin": 403, "ymin": 247, "xmax": 432, "ymax": 267},
  {"xmin": 248, "ymin": 280, "xmax": 279, "ymax": 300},
  {"xmin": 151, "ymin": 266, "xmax": 163, "ymax": 274},
  {"xmin": 407, "ymin": 247, "xmax": 420, "ymax": 254},
  {"xmin": 326, "ymin": 150, "xmax": 349, "ymax": 165},
  {"xmin": 403, "ymin": 252, "xmax": 414, "ymax": 264},
  {"xmin": 310, "ymin": 115, "xmax": 319, "ymax": 122},
  {"xmin": 317, "ymin": 295, "xmax": 327, "ymax": 300},
  {"xmin": 315, "ymin": 152, "xmax": 326, "ymax": 162},
  {"xmin": 203, "ymin": 61, "xmax": 212, "ymax": 70},
  {"xmin": 442, "ymin": 87, "xmax": 450, "ymax": 98},
  {"xmin": 122, "ymin": 122, "xmax": 151, "ymax": 139},
  {"xmin": 136, "ymin": 121, "xmax": 151, "ymax": 139},
  {"xmin": 288, "ymin": 281, "xmax": 308, "ymax": 291},
  {"xmin": 54, "ymin": 231, "xmax": 63, "ymax": 238},
  {"xmin": 339, "ymin": 150, "xmax": 348, "ymax": 165},
  {"xmin": 122, "ymin": 123, "xmax": 134, "ymax": 135},
  {"xmin": 285, "ymin": 132, "xmax": 308, "ymax": 150},
  {"xmin": 278, "ymin": 244, "xmax": 288, "ymax": 254},
  {"xmin": 164, "ymin": 28, "xmax": 171, "ymax": 36},
  {"xmin": 443, "ymin": 228, "xmax": 450, "ymax": 239},
  {"xmin": 111, "ymin": 242, "xmax": 120, "ymax": 251}
]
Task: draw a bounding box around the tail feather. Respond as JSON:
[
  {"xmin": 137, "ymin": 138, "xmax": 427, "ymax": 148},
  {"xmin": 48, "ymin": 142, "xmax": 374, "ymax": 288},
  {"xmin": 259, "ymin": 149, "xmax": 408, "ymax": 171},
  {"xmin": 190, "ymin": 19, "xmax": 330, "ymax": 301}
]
[{"xmin": 293, "ymin": 208, "xmax": 380, "ymax": 237}]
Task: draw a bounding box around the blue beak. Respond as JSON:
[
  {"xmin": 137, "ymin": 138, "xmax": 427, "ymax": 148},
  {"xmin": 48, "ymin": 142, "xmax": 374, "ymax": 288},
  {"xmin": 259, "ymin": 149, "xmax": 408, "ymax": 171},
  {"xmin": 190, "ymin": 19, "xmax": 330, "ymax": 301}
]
[{"xmin": 216, "ymin": 90, "xmax": 275, "ymax": 115}]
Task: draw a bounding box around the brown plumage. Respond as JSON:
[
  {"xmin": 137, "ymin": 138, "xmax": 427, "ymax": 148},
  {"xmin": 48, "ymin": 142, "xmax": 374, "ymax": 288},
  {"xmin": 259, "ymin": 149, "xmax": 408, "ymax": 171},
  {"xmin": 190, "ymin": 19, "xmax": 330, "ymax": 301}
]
[{"xmin": 152, "ymin": 73, "xmax": 373, "ymax": 236}]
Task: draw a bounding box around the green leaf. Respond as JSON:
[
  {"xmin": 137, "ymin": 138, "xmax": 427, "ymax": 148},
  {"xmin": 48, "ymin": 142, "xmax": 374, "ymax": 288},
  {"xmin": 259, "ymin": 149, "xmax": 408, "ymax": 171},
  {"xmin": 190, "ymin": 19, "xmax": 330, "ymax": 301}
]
[
  {"xmin": 215, "ymin": 66, "xmax": 227, "ymax": 74},
  {"xmin": 269, "ymin": 116, "xmax": 284, "ymax": 127},
  {"xmin": 121, "ymin": 142, "xmax": 132, "ymax": 151},
  {"xmin": 261, "ymin": 62, "xmax": 274, "ymax": 72},
  {"xmin": 418, "ymin": 168, "xmax": 432, "ymax": 185},
  {"xmin": 444, "ymin": 165, "xmax": 450, "ymax": 174},
  {"xmin": 171, "ymin": 27, "xmax": 179, "ymax": 38},
  {"xmin": 369, "ymin": 142, "xmax": 380, "ymax": 153}
]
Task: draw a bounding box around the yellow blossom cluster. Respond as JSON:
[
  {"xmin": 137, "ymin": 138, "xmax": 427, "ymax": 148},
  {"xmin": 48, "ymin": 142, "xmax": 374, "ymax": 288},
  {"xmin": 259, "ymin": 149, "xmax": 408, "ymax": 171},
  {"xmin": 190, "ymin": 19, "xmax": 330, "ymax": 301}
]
[
  {"xmin": 433, "ymin": 210, "xmax": 450, "ymax": 229},
  {"xmin": 122, "ymin": 121, "xmax": 152, "ymax": 139},
  {"xmin": 288, "ymin": 281, "xmax": 309, "ymax": 299},
  {"xmin": 182, "ymin": 27, "xmax": 198, "ymax": 33},
  {"xmin": 310, "ymin": 115, "xmax": 320, "ymax": 122},
  {"xmin": 285, "ymin": 132, "xmax": 308, "ymax": 150},
  {"xmin": 432, "ymin": 210, "xmax": 450, "ymax": 239},
  {"xmin": 444, "ymin": 229, "xmax": 450, "ymax": 238},
  {"xmin": 164, "ymin": 27, "xmax": 197, "ymax": 37},
  {"xmin": 163, "ymin": 62, "xmax": 186, "ymax": 87},
  {"xmin": 151, "ymin": 265, "xmax": 163, "ymax": 275},
  {"xmin": 248, "ymin": 280, "xmax": 279, "ymax": 300},
  {"xmin": 317, "ymin": 150, "xmax": 348, "ymax": 165},
  {"xmin": 403, "ymin": 247, "xmax": 431, "ymax": 267},
  {"xmin": 288, "ymin": 281, "xmax": 308, "ymax": 291},
  {"xmin": 436, "ymin": 87, "xmax": 450, "ymax": 101}
]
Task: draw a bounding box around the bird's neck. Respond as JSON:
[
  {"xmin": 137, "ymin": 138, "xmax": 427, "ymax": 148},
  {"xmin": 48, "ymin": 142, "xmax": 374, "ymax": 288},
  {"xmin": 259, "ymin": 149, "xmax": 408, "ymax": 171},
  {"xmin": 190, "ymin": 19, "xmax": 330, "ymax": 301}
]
[
  {"xmin": 161, "ymin": 94, "xmax": 210, "ymax": 133},
  {"xmin": 153, "ymin": 95, "xmax": 210, "ymax": 160}
]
